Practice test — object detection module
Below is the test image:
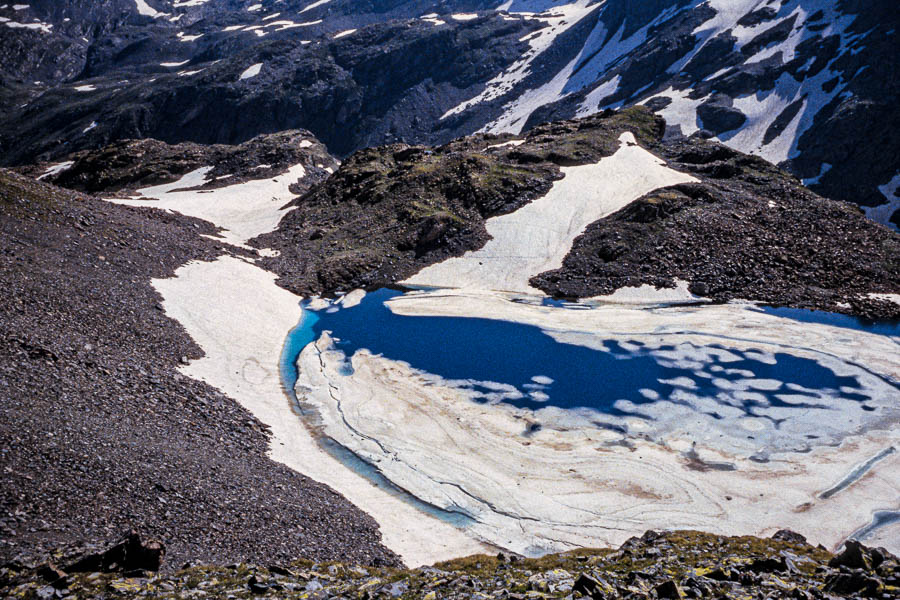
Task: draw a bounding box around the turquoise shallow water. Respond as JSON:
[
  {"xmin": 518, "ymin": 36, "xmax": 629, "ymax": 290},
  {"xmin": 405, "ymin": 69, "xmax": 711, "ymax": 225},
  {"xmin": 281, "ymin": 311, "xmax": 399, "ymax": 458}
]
[{"xmin": 279, "ymin": 289, "xmax": 899, "ymax": 422}]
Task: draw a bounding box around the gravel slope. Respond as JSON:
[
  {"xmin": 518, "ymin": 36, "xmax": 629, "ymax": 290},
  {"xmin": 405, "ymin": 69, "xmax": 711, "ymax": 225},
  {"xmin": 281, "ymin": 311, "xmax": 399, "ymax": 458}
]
[{"xmin": 0, "ymin": 169, "xmax": 400, "ymax": 569}]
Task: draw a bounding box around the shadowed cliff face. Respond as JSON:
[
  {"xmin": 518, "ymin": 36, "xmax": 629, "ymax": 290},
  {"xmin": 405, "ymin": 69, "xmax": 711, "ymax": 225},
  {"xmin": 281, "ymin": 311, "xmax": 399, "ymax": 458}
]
[{"xmin": 1, "ymin": 1, "xmax": 896, "ymax": 224}]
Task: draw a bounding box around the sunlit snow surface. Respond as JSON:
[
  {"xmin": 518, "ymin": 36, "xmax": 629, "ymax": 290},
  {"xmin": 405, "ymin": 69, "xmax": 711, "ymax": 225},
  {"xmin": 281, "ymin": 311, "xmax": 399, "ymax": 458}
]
[{"xmin": 105, "ymin": 164, "xmax": 307, "ymax": 248}]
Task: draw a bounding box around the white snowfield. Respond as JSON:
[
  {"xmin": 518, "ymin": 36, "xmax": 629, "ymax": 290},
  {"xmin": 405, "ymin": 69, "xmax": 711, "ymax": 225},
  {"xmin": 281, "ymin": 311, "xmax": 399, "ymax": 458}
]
[
  {"xmin": 443, "ymin": 0, "xmax": 600, "ymax": 128},
  {"xmin": 106, "ymin": 164, "xmax": 307, "ymax": 249},
  {"xmin": 298, "ymin": 289, "xmax": 900, "ymax": 556},
  {"xmin": 405, "ymin": 132, "xmax": 698, "ymax": 293},
  {"xmin": 36, "ymin": 161, "xmax": 74, "ymax": 181}
]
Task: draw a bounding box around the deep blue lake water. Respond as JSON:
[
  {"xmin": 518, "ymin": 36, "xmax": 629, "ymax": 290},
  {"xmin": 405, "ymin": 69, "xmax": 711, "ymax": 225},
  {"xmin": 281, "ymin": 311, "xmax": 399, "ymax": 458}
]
[{"xmin": 280, "ymin": 289, "xmax": 899, "ymax": 420}]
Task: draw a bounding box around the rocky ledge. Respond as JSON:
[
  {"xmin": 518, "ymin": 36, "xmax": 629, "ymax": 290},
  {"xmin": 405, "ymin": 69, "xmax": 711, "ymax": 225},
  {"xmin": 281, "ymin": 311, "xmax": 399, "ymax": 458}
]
[
  {"xmin": 17, "ymin": 130, "xmax": 337, "ymax": 195},
  {"xmin": 254, "ymin": 108, "xmax": 664, "ymax": 294},
  {"xmin": 3, "ymin": 530, "xmax": 898, "ymax": 599}
]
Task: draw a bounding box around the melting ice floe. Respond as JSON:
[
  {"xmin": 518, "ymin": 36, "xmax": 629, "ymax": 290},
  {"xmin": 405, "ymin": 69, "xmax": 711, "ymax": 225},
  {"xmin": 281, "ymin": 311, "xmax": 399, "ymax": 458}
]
[
  {"xmin": 296, "ymin": 288, "xmax": 900, "ymax": 556},
  {"xmin": 336, "ymin": 135, "xmax": 897, "ymax": 555}
]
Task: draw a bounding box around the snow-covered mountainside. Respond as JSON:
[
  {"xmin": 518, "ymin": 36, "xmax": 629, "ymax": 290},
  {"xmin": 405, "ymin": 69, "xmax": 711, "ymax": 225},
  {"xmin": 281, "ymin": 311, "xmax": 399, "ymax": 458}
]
[{"xmin": 0, "ymin": 0, "xmax": 897, "ymax": 225}]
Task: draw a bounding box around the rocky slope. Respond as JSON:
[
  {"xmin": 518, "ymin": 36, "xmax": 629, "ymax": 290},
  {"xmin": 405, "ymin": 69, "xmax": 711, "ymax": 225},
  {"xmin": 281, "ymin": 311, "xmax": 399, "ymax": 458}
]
[
  {"xmin": 1, "ymin": 1, "xmax": 896, "ymax": 227},
  {"xmin": 3, "ymin": 530, "xmax": 898, "ymax": 599},
  {"xmin": 0, "ymin": 169, "xmax": 399, "ymax": 569},
  {"xmin": 255, "ymin": 107, "xmax": 900, "ymax": 319}
]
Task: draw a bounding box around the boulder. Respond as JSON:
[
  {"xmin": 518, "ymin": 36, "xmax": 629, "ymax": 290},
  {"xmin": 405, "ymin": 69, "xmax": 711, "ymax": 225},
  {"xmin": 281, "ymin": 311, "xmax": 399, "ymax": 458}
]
[{"xmin": 65, "ymin": 531, "xmax": 165, "ymax": 574}]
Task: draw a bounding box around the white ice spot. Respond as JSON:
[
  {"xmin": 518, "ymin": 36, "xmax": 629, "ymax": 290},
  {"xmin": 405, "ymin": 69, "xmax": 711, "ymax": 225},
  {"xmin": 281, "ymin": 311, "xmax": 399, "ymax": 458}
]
[
  {"xmin": 803, "ymin": 162, "xmax": 833, "ymax": 187},
  {"xmin": 2, "ymin": 19, "xmax": 51, "ymax": 32},
  {"xmin": 486, "ymin": 139, "xmax": 524, "ymax": 150},
  {"xmin": 239, "ymin": 62, "xmax": 263, "ymax": 80},
  {"xmin": 133, "ymin": 0, "xmax": 166, "ymax": 18},
  {"xmin": 333, "ymin": 28, "xmax": 356, "ymax": 39},
  {"xmin": 177, "ymin": 31, "xmax": 203, "ymax": 42},
  {"xmin": 36, "ymin": 161, "xmax": 74, "ymax": 181},
  {"xmin": 300, "ymin": 0, "xmax": 331, "ymax": 13}
]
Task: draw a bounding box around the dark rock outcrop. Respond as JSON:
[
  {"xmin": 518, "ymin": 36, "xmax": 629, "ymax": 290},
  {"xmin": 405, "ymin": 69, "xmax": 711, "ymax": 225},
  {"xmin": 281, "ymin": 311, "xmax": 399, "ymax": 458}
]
[
  {"xmin": 65, "ymin": 531, "xmax": 165, "ymax": 574},
  {"xmin": 17, "ymin": 130, "xmax": 337, "ymax": 195}
]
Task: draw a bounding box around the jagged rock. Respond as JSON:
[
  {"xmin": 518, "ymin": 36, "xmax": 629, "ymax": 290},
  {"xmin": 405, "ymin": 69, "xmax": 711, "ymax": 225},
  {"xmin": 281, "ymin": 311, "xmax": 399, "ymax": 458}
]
[
  {"xmin": 828, "ymin": 540, "xmax": 872, "ymax": 571},
  {"xmin": 36, "ymin": 564, "xmax": 67, "ymax": 589},
  {"xmin": 772, "ymin": 530, "xmax": 807, "ymax": 544},
  {"xmin": 1, "ymin": 530, "xmax": 890, "ymax": 600},
  {"xmin": 65, "ymin": 531, "xmax": 165, "ymax": 574},
  {"xmin": 822, "ymin": 571, "xmax": 882, "ymax": 596},
  {"xmin": 653, "ymin": 579, "xmax": 683, "ymax": 599},
  {"xmin": 748, "ymin": 556, "xmax": 788, "ymax": 573}
]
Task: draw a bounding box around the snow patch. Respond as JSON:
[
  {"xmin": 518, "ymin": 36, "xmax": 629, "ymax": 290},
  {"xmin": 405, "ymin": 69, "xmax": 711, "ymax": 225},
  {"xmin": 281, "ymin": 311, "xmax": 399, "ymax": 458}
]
[
  {"xmin": 239, "ymin": 62, "xmax": 263, "ymax": 80},
  {"xmin": 177, "ymin": 31, "xmax": 203, "ymax": 42},
  {"xmin": 36, "ymin": 161, "xmax": 74, "ymax": 181},
  {"xmin": 300, "ymin": 0, "xmax": 331, "ymax": 13},
  {"xmin": 107, "ymin": 164, "xmax": 309, "ymax": 248},
  {"xmin": 405, "ymin": 133, "xmax": 698, "ymax": 293},
  {"xmin": 134, "ymin": 0, "xmax": 165, "ymax": 18}
]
